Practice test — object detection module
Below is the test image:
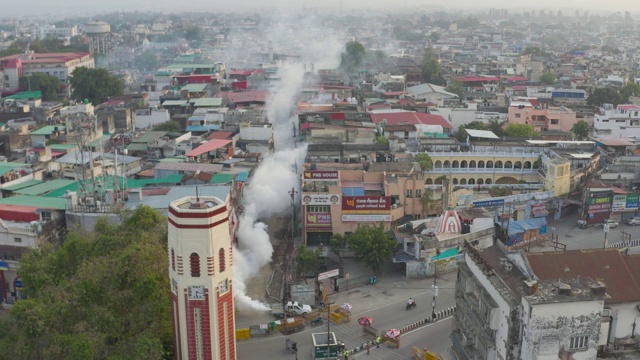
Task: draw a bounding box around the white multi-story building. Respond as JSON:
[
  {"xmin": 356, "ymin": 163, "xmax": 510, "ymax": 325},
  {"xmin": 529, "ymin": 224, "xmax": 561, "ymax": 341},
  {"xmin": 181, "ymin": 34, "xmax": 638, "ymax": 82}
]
[
  {"xmin": 593, "ymin": 104, "xmax": 640, "ymax": 139},
  {"xmin": 167, "ymin": 196, "xmax": 236, "ymax": 360},
  {"xmin": 33, "ymin": 25, "xmax": 78, "ymax": 39}
]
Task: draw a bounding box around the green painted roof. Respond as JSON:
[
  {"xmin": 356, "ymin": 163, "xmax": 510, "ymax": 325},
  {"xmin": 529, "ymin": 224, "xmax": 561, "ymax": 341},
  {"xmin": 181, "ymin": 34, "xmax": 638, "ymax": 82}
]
[
  {"xmin": 126, "ymin": 143, "xmax": 148, "ymax": 151},
  {"xmin": 0, "ymin": 163, "xmax": 31, "ymax": 177},
  {"xmin": 155, "ymin": 71, "xmax": 172, "ymax": 76},
  {"xmin": 126, "ymin": 174, "xmax": 183, "ymax": 188},
  {"xmin": 210, "ymin": 173, "xmax": 234, "ymax": 184},
  {"xmin": 0, "ymin": 195, "xmax": 67, "ymax": 210},
  {"xmin": 15, "ymin": 179, "xmax": 76, "ymax": 196},
  {"xmin": 5, "ymin": 91, "xmax": 42, "ymax": 100},
  {"xmin": 89, "ymin": 135, "xmax": 111, "ymax": 148},
  {"xmin": 158, "ymin": 157, "xmax": 187, "ymax": 162},
  {"xmin": 50, "ymin": 143, "xmax": 79, "ymax": 151},
  {"xmin": 423, "ymin": 132, "xmax": 450, "ymax": 139},
  {"xmin": 364, "ymin": 98, "xmax": 385, "ymax": 103},
  {"xmin": 45, "ymin": 175, "xmax": 127, "ymax": 198},
  {"xmin": 2, "ymin": 179, "xmax": 44, "ymax": 192},
  {"xmin": 31, "ymin": 125, "xmax": 66, "ymax": 136},
  {"xmin": 133, "ymin": 131, "xmax": 168, "ymax": 144}
]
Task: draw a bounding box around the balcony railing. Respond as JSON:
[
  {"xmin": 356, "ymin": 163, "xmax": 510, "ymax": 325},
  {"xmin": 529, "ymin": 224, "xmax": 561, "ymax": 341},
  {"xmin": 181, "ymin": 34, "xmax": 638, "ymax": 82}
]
[
  {"xmin": 428, "ymin": 151, "xmax": 540, "ymax": 158},
  {"xmin": 430, "ymin": 167, "xmax": 538, "ymax": 174}
]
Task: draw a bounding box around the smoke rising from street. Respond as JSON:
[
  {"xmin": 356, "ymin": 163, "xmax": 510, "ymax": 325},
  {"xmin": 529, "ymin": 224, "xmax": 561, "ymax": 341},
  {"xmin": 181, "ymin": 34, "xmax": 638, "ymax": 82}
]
[{"xmin": 232, "ymin": 12, "xmax": 343, "ymax": 311}]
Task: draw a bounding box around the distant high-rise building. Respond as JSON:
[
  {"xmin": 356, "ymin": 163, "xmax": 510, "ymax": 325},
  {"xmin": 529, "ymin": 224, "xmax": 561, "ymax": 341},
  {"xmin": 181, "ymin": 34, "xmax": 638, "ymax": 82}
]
[{"xmin": 167, "ymin": 196, "xmax": 236, "ymax": 360}]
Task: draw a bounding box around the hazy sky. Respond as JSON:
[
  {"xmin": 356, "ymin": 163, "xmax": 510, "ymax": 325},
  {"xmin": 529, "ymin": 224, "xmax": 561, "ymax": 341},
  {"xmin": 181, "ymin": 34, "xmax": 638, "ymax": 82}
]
[{"xmin": 4, "ymin": 0, "xmax": 640, "ymax": 18}]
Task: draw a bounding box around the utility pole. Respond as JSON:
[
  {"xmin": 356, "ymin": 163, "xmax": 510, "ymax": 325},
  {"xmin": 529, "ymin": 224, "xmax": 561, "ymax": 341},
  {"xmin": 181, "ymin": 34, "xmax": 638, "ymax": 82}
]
[
  {"xmin": 431, "ymin": 263, "xmax": 438, "ymax": 320},
  {"xmin": 289, "ymin": 187, "xmax": 298, "ymax": 241},
  {"xmin": 326, "ymin": 301, "xmax": 335, "ymax": 358}
]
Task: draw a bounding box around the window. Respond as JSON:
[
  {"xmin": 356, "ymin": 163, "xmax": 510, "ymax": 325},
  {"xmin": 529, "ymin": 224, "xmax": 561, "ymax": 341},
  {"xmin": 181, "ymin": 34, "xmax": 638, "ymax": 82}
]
[
  {"xmin": 171, "ymin": 248, "xmax": 175, "ymax": 271},
  {"xmin": 190, "ymin": 252, "xmax": 200, "ymax": 277},
  {"xmin": 415, "ymin": 189, "xmax": 422, "ymax": 198},
  {"xmin": 14, "ymin": 237, "xmax": 22, "ymax": 243},
  {"xmin": 515, "ymin": 113, "xmax": 521, "ymax": 118},
  {"xmin": 218, "ymin": 248, "xmax": 226, "ymax": 273},
  {"xmin": 3, "ymin": 75, "xmax": 7, "ymax": 81},
  {"xmin": 406, "ymin": 189, "xmax": 413, "ymax": 198},
  {"xmin": 40, "ymin": 211, "xmax": 52, "ymax": 221},
  {"xmin": 570, "ymin": 335, "xmax": 589, "ymax": 350},
  {"xmin": 551, "ymin": 119, "xmax": 559, "ymax": 125},
  {"xmin": 307, "ymin": 205, "xmax": 330, "ymax": 213}
]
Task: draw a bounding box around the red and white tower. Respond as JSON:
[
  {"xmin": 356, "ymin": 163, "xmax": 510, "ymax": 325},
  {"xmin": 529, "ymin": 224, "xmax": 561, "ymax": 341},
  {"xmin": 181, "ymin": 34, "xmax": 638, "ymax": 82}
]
[{"xmin": 168, "ymin": 196, "xmax": 236, "ymax": 360}]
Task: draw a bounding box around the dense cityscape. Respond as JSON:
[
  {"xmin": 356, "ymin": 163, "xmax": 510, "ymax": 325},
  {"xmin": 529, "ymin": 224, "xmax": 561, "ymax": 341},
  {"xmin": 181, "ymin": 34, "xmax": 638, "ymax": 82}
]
[{"xmin": 2, "ymin": 3, "xmax": 640, "ymax": 360}]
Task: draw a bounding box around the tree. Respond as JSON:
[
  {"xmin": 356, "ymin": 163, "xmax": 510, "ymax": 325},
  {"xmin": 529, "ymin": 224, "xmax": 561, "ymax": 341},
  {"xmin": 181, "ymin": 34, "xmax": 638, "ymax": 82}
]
[
  {"xmin": 0, "ymin": 206, "xmax": 173, "ymax": 359},
  {"xmin": 340, "ymin": 41, "xmax": 366, "ymax": 73},
  {"xmin": 539, "ymin": 72, "xmax": 557, "ymax": 85},
  {"xmin": 505, "ymin": 123, "xmax": 540, "ymax": 138},
  {"xmin": 445, "ymin": 80, "xmax": 463, "ymax": 99},
  {"xmin": 348, "ymin": 224, "xmax": 397, "ymax": 274},
  {"xmin": 421, "ymin": 47, "xmax": 445, "ymax": 85},
  {"xmin": 329, "ymin": 234, "xmax": 350, "ymax": 257},
  {"xmin": 619, "ymin": 82, "xmax": 640, "ymax": 102},
  {"xmin": 153, "ymin": 121, "xmax": 182, "ymax": 132},
  {"xmin": 413, "ymin": 153, "xmax": 433, "ymax": 171},
  {"xmin": 571, "ymin": 120, "xmax": 591, "ymax": 140},
  {"xmin": 587, "ymin": 87, "xmax": 623, "ymax": 107},
  {"xmin": 487, "ymin": 118, "xmax": 506, "ymax": 137},
  {"xmin": 295, "ymin": 245, "xmax": 319, "ymax": 284},
  {"xmin": 183, "ymin": 26, "xmax": 202, "ymax": 41},
  {"xmin": 68, "ymin": 67, "xmax": 124, "ymax": 105},
  {"xmin": 19, "ymin": 73, "xmax": 61, "ymax": 100}
]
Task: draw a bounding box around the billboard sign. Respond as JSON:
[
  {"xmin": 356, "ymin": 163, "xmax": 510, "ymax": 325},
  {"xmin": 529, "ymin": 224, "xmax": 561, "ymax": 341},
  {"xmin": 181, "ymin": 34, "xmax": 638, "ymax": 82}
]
[
  {"xmin": 302, "ymin": 194, "xmax": 341, "ymax": 206},
  {"xmin": 588, "ymin": 196, "xmax": 612, "ymax": 205},
  {"xmin": 612, "ymin": 195, "xmax": 627, "ymax": 212},
  {"xmin": 303, "ymin": 170, "xmax": 339, "ymax": 181},
  {"xmin": 305, "ymin": 212, "xmax": 332, "ymax": 228},
  {"xmin": 341, "ymin": 214, "xmax": 392, "ymax": 222},
  {"xmin": 588, "ymin": 203, "xmax": 612, "ymax": 214},
  {"xmin": 318, "ymin": 268, "xmax": 340, "ymax": 281},
  {"xmin": 342, "ymin": 196, "xmax": 391, "ymax": 212},
  {"xmin": 473, "ymin": 199, "xmax": 505, "ymax": 208},
  {"xmin": 627, "ymin": 194, "xmax": 639, "ymax": 209}
]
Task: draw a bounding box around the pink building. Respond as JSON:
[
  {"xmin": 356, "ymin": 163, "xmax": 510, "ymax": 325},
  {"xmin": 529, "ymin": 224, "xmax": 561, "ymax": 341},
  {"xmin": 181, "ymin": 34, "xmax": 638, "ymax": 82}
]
[{"xmin": 507, "ymin": 100, "xmax": 578, "ymax": 132}]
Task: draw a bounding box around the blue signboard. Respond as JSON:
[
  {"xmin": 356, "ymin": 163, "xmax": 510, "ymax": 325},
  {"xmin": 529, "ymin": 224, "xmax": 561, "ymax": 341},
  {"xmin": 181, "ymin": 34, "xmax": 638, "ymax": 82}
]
[
  {"xmin": 14, "ymin": 278, "xmax": 22, "ymax": 289},
  {"xmin": 474, "ymin": 199, "xmax": 505, "ymax": 208}
]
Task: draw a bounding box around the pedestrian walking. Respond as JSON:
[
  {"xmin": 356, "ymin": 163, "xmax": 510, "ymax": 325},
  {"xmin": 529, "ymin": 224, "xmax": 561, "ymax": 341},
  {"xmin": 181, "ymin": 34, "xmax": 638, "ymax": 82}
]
[
  {"xmin": 375, "ymin": 336, "xmax": 381, "ymax": 349},
  {"xmin": 344, "ymin": 349, "xmax": 349, "ymax": 360}
]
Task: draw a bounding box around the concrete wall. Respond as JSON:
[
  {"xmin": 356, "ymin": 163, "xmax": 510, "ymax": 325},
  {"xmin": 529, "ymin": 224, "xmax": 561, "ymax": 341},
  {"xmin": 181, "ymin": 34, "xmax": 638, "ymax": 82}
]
[
  {"xmin": 521, "ymin": 298, "xmax": 603, "ymax": 360},
  {"xmin": 609, "ymin": 302, "xmax": 640, "ymax": 342}
]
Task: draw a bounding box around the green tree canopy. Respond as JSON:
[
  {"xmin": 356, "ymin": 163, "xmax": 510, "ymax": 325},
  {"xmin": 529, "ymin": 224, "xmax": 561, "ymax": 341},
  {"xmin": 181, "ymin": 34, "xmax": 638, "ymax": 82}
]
[
  {"xmin": 539, "ymin": 72, "xmax": 557, "ymax": 85},
  {"xmin": 340, "ymin": 41, "xmax": 366, "ymax": 73},
  {"xmin": 413, "ymin": 153, "xmax": 433, "ymax": 171},
  {"xmin": 348, "ymin": 224, "xmax": 397, "ymax": 274},
  {"xmin": 136, "ymin": 50, "xmax": 158, "ymax": 72},
  {"xmin": 295, "ymin": 245, "xmax": 319, "ymax": 284},
  {"xmin": 487, "ymin": 118, "xmax": 506, "ymax": 137},
  {"xmin": 183, "ymin": 26, "xmax": 203, "ymax": 41},
  {"xmin": 0, "ymin": 206, "xmax": 173, "ymax": 359},
  {"xmin": 619, "ymin": 82, "xmax": 640, "ymax": 102},
  {"xmin": 19, "ymin": 73, "xmax": 61, "ymax": 101},
  {"xmin": 445, "ymin": 80, "xmax": 463, "ymax": 99},
  {"xmin": 571, "ymin": 120, "xmax": 591, "ymax": 140},
  {"xmin": 505, "ymin": 123, "xmax": 540, "ymax": 138},
  {"xmin": 421, "ymin": 47, "xmax": 445, "ymax": 85},
  {"xmin": 69, "ymin": 67, "xmax": 124, "ymax": 105},
  {"xmin": 153, "ymin": 121, "xmax": 182, "ymax": 132},
  {"xmin": 587, "ymin": 87, "xmax": 623, "ymax": 107}
]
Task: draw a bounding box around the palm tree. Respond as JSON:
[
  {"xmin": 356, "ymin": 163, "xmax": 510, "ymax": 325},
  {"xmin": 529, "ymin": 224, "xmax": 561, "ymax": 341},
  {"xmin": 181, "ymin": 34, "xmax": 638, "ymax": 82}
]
[{"xmin": 487, "ymin": 117, "xmax": 506, "ymax": 137}]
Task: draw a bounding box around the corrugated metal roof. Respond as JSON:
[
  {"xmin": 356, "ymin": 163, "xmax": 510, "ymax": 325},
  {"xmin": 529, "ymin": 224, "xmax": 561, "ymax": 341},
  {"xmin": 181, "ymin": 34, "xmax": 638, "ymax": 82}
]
[
  {"xmin": 0, "ymin": 195, "xmax": 67, "ymax": 210},
  {"xmin": 527, "ymin": 249, "xmax": 640, "ymax": 304},
  {"xmin": 15, "ymin": 179, "xmax": 76, "ymax": 196},
  {"xmin": 185, "ymin": 139, "xmax": 231, "ymax": 157},
  {"xmin": 31, "ymin": 125, "xmax": 66, "ymax": 135},
  {"xmin": 2, "ymin": 179, "xmax": 44, "ymax": 192},
  {"xmin": 210, "ymin": 173, "xmax": 234, "ymax": 184}
]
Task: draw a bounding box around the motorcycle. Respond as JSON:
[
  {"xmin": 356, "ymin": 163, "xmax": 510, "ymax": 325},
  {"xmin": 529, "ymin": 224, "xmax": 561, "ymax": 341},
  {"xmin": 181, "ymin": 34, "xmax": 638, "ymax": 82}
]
[
  {"xmin": 406, "ymin": 302, "xmax": 417, "ymax": 310},
  {"xmin": 310, "ymin": 316, "xmax": 324, "ymax": 327}
]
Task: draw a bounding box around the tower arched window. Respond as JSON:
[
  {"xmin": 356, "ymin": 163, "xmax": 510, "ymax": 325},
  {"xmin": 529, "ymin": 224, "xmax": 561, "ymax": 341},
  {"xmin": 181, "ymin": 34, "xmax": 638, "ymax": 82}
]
[
  {"xmin": 190, "ymin": 252, "xmax": 201, "ymax": 277},
  {"xmin": 219, "ymin": 248, "xmax": 226, "ymax": 273}
]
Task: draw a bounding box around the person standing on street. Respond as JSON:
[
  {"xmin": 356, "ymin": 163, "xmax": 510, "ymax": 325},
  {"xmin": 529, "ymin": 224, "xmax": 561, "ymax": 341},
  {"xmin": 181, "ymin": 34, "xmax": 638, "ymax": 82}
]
[
  {"xmin": 376, "ymin": 336, "xmax": 381, "ymax": 348},
  {"xmin": 344, "ymin": 349, "xmax": 349, "ymax": 360}
]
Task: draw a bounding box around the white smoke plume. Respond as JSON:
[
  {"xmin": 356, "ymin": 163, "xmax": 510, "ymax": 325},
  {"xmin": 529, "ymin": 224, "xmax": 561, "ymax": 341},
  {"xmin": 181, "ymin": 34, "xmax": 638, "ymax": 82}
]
[{"xmin": 232, "ymin": 11, "xmax": 344, "ymax": 311}]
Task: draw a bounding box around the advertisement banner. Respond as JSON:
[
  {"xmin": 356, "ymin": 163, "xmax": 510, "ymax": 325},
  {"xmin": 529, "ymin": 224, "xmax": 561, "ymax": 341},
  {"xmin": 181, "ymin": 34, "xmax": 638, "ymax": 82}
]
[
  {"xmin": 305, "ymin": 212, "xmax": 332, "ymax": 227},
  {"xmin": 342, "ymin": 196, "xmax": 391, "ymax": 211},
  {"xmin": 588, "ymin": 196, "xmax": 612, "ymax": 205},
  {"xmin": 473, "ymin": 199, "xmax": 505, "ymax": 208},
  {"xmin": 303, "ymin": 170, "xmax": 339, "ymax": 181},
  {"xmin": 588, "ymin": 203, "xmax": 612, "ymax": 214},
  {"xmin": 341, "ymin": 214, "xmax": 392, "ymax": 222},
  {"xmin": 627, "ymin": 194, "xmax": 639, "ymax": 209},
  {"xmin": 302, "ymin": 194, "xmax": 341, "ymax": 206},
  {"xmin": 612, "ymin": 195, "xmax": 627, "ymax": 212}
]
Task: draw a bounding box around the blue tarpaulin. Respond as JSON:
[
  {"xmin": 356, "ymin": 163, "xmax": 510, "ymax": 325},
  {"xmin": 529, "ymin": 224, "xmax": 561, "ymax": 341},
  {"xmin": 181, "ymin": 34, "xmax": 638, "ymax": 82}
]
[
  {"xmin": 500, "ymin": 218, "xmax": 547, "ymax": 247},
  {"xmin": 342, "ymin": 187, "xmax": 365, "ymax": 196}
]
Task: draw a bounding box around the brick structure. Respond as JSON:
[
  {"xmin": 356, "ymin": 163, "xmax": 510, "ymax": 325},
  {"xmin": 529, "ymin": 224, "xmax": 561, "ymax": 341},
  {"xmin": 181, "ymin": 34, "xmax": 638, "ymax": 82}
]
[{"xmin": 168, "ymin": 196, "xmax": 236, "ymax": 360}]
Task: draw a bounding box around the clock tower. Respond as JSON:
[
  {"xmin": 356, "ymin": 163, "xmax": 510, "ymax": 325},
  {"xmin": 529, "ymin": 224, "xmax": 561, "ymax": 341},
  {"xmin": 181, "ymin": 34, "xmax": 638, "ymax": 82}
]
[{"xmin": 168, "ymin": 196, "xmax": 236, "ymax": 360}]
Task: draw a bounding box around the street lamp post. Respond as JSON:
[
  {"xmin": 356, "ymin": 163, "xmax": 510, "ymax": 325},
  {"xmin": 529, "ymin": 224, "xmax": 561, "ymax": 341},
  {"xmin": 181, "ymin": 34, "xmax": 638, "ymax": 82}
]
[{"xmin": 431, "ymin": 263, "xmax": 439, "ymax": 320}]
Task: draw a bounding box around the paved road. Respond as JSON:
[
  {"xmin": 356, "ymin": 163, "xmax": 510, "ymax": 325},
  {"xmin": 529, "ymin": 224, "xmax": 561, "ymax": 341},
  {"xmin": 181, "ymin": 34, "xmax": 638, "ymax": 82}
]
[
  {"xmin": 537, "ymin": 212, "xmax": 640, "ymax": 251},
  {"xmin": 237, "ymin": 273, "xmax": 457, "ymax": 359}
]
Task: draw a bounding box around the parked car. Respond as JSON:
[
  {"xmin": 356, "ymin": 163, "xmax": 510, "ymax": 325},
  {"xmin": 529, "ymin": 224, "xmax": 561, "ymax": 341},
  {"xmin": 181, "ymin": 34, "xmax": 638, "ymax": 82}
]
[
  {"xmin": 601, "ymin": 220, "xmax": 619, "ymax": 228},
  {"xmin": 626, "ymin": 217, "xmax": 640, "ymax": 226}
]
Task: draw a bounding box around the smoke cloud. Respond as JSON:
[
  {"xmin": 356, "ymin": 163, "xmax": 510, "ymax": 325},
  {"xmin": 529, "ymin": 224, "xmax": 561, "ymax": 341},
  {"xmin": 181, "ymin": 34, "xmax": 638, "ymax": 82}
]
[{"xmin": 232, "ymin": 11, "xmax": 343, "ymax": 311}]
